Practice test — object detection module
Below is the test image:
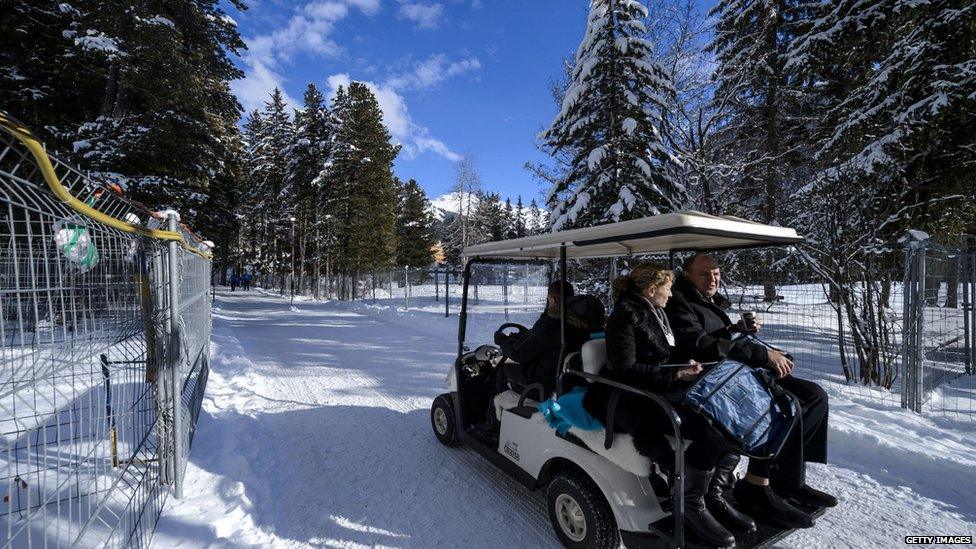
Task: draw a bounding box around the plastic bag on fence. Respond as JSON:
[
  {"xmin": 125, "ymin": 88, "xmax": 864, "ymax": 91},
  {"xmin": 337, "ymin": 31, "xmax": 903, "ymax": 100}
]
[{"xmin": 54, "ymin": 217, "xmax": 99, "ymax": 272}]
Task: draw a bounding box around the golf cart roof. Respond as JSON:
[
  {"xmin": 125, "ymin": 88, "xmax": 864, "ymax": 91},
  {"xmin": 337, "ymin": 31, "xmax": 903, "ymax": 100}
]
[{"xmin": 463, "ymin": 211, "xmax": 803, "ymax": 260}]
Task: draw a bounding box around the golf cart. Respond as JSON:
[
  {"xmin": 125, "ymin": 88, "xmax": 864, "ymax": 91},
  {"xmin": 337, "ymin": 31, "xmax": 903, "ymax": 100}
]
[{"xmin": 429, "ymin": 211, "xmax": 826, "ymax": 548}]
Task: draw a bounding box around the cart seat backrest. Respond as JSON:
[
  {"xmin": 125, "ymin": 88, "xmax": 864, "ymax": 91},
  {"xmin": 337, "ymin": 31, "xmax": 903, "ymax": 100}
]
[{"xmin": 581, "ymin": 339, "xmax": 607, "ymax": 375}]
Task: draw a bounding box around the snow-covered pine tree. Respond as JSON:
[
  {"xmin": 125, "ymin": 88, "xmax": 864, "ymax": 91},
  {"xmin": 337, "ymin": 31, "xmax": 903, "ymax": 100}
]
[
  {"xmin": 239, "ymin": 110, "xmax": 266, "ymax": 273},
  {"xmin": 396, "ymin": 179, "xmax": 437, "ymax": 268},
  {"xmin": 541, "ymin": 0, "xmax": 683, "ymax": 230},
  {"xmin": 318, "ymin": 85, "xmax": 353, "ymax": 296},
  {"xmin": 514, "ymin": 196, "xmax": 527, "ymax": 238},
  {"xmin": 528, "ymin": 199, "xmax": 544, "ymax": 234},
  {"xmin": 286, "ymin": 83, "xmax": 335, "ymax": 294},
  {"xmin": 473, "ymin": 192, "xmax": 506, "ymax": 243},
  {"xmin": 250, "ymin": 88, "xmax": 294, "ymax": 285},
  {"xmin": 503, "ymin": 198, "xmax": 517, "ymax": 239},
  {"xmin": 794, "ymin": 0, "xmax": 976, "ymax": 235},
  {"xmin": 708, "ymin": 0, "xmax": 811, "ymax": 224},
  {"xmin": 328, "ymin": 82, "xmax": 400, "ymax": 298}
]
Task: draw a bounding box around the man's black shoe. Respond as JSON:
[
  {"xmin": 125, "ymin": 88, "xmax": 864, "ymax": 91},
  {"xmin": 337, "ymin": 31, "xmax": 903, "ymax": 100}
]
[
  {"xmin": 732, "ymin": 480, "xmax": 814, "ymax": 529},
  {"xmin": 775, "ymin": 484, "xmax": 838, "ymax": 508}
]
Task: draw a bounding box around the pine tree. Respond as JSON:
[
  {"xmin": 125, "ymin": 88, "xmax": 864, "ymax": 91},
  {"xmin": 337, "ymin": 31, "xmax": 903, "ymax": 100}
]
[
  {"xmin": 708, "ymin": 0, "xmax": 811, "ymax": 224},
  {"xmin": 791, "ymin": 0, "xmax": 976, "ymax": 235},
  {"xmin": 327, "ymin": 82, "xmax": 401, "ymax": 297},
  {"xmin": 541, "ymin": 0, "xmax": 683, "ymax": 230},
  {"xmin": 514, "ymin": 196, "xmax": 527, "ymax": 238},
  {"xmin": 250, "ymin": 88, "xmax": 294, "ymax": 282},
  {"xmin": 528, "ymin": 199, "xmax": 544, "ymax": 234},
  {"xmin": 286, "ymin": 83, "xmax": 336, "ymax": 293},
  {"xmin": 473, "ymin": 192, "xmax": 506, "ymax": 243},
  {"xmin": 396, "ymin": 179, "xmax": 437, "ymax": 267},
  {"xmin": 503, "ymin": 198, "xmax": 516, "ymax": 239},
  {"xmin": 0, "ymin": 1, "xmax": 247, "ymax": 273},
  {"xmin": 239, "ymin": 110, "xmax": 266, "ymax": 272}
]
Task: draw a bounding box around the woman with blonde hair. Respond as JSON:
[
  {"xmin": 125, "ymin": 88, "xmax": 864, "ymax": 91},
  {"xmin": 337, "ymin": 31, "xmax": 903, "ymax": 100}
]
[{"xmin": 582, "ymin": 262, "xmax": 750, "ymax": 547}]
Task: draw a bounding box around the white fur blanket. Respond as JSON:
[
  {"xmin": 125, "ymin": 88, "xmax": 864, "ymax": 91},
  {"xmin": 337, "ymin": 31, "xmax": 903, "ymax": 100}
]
[{"xmin": 494, "ymin": 391, "xmax": 652, "ymax": 477}]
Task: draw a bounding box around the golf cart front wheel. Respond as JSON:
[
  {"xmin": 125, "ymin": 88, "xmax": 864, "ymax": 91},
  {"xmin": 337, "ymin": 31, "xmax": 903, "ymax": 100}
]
[
  {"xmin": 431, "ymin": 394, "xmax": 460, "ymax": 446},
  {"xmin": 547, "ymin": 471, "xmax": 619, "ymax": 549}
]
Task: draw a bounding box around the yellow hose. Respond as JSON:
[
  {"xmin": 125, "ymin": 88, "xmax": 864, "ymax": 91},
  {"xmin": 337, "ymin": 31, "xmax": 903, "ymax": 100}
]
[{"xmin": 0, "ymin": 112, "xmax": 212, "ymax": 259}]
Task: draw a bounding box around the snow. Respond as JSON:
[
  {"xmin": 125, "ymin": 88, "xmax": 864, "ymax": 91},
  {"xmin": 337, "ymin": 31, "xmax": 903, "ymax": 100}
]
[
  {"xmin": 145, "ymin": 15, "xmax": 175, "ymax": 28},
  {"xmin": 74, "ymin": 33, "xmax": 122, "ymax": 57},
  {"xmin": 159, "ymin": 208, "xmax": 181, "ymax": 221},
  {"xmin": 155, "ymin": 289, "xmax": 976, "ymax": 547},
  {"xmin": 587, "ymin": 146, "xmax": 606, "ymax": 170},
  {"xmin": 621, "ymin": 117, "xmax": 637, "ymax": 135}
]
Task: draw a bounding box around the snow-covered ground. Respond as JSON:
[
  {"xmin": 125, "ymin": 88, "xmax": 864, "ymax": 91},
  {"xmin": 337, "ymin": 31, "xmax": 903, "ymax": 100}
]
[{"xmin": 155, "ymin": 289, "xmax": 976, "ymax": 548}]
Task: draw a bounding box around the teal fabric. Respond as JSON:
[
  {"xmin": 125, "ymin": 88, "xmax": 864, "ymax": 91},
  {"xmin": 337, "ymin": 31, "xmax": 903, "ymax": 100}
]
[{"xmin": 539, "ymin": 386, "xmax": 604, "ymax": 434}]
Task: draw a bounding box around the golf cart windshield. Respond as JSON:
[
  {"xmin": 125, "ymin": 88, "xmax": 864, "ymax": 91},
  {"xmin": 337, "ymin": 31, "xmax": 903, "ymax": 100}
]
[{"xmin": 461, "ymin": 262, "xmax": 551, "ymax": 352}]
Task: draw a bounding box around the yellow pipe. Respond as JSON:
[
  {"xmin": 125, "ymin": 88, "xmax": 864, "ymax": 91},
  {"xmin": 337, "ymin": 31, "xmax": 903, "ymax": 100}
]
[{"xmin": 0, "ymin": 112, "xmax": 212, "ymax": 259}]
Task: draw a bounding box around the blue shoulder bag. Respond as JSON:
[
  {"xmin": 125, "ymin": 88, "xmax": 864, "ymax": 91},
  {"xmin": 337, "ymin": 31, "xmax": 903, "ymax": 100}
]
[{"xmin": 682, "ymin": 338, "xmax": 801, "ymax": 459}]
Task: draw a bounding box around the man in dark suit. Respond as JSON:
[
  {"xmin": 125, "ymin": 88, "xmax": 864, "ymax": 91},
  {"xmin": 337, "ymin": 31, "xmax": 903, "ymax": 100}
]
[{"xmin": 666, "ymin": 253, "xmax": 836, "ymax": 531}]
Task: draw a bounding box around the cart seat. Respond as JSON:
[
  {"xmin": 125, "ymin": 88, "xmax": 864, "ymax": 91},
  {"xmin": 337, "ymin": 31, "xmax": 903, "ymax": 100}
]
[{"xmin": 580, "ymin": 339, "xmax": 607, "ymax": 374}]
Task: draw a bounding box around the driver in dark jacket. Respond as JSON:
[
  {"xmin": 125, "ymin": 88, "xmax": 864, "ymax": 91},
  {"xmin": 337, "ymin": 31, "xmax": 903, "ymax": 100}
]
[
  {"xmin": 666, "ymin": 253, "xmax": 836, "ymax": 530},
  {"xmin": 494, "ymin": 281, "xmax": 591, "ymax": 398}
]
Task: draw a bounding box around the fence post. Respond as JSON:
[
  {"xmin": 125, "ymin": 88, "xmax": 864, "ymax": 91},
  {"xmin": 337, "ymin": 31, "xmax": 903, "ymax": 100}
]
[
  {"xmin": 404, "ymin": 266, "xmax": 409, "ymax": 308},
  {"xmin": 970, "ymin": 239, "xmax": 976, "ymax": 375},
  {"xmin": 901, "ymin": 232, "xmax": 929, "ymax": 413},
  {"xmin": 963, "ymin": 244, "xmax": 972, "ymax": 376},
  {"xmin": 154, "ymin": 250, "xmax": 174, "ymax": 486},
  {"xmin": 167, "ymin": 213, "xmax": 185, "ymax": 498},
  {"xmin": 503, "ymin": 266, "xmax": 510, "ymax": 321},
  {"xmin": 445, "ymin": 270, "xmax": 450, "ymax": 317}
]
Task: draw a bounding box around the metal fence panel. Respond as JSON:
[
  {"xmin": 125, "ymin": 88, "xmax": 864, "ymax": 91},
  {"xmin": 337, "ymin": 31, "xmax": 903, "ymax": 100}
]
[{"xmin": 0, "ymin": 114, "xmax": 212, "ymax": 547}]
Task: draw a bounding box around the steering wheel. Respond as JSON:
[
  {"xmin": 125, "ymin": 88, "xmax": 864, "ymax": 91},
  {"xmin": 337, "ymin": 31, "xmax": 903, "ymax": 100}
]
[
  {"xmin": 494, "ymin": 322, "xmax": 527, "ymax": 340},
  {"xmin": 473, "ymin": 344, "xmax": 501, "ymax": 362}
]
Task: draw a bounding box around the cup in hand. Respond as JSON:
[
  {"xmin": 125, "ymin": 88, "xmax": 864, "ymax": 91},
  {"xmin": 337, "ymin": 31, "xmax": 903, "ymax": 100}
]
[{"xmin": 741, "ymin": 311, "xmax": 757, "ymax": 332}]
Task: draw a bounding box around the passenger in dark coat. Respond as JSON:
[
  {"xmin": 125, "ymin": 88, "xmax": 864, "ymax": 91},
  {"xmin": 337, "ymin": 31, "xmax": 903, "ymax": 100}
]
[
  {"xmin": 666, "ymin": 253, "xmax": 836, "ymax": 530},
  {"xmin": 493, "ymin": 281, "xmax": 591, "ymax": 398},
  {"xmin": 582, "ymin": 263, "xmax": 746, "ymax": 547}
]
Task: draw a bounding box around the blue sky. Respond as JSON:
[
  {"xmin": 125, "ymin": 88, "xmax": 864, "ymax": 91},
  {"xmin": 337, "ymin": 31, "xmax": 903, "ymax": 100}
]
[{"xmin": 228, "ymin": 1, "xmax": 676, "ymax": 204}]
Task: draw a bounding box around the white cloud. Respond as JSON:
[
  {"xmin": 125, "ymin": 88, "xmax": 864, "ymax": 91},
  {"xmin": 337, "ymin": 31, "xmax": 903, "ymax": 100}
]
[
  {"xmin": 326, "ymin": 73, "xmax": 462, "ymax": 162},
  {"xmin": 233, "ymin": 0, "xmax": 379, "ymax": 112},
  {"xmin": 397, "ymin": 2, "xmax": 444, "ymax": 29},
  {"xmin": 385, "ymin": 53, "xmax": 481, "ymax": 91}
]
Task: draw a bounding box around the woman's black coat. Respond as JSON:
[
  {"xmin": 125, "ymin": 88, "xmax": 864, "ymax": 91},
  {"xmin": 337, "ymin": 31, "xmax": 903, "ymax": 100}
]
[{"xmin": 583, "ymin": 291, "xmax": 690, "ymax": 427}]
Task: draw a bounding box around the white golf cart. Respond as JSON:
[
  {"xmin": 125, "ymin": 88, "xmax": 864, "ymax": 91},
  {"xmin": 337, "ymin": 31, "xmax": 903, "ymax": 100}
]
[{"xmin": 429, "ymin": 211, "xmax": 825, "ymax": 548}]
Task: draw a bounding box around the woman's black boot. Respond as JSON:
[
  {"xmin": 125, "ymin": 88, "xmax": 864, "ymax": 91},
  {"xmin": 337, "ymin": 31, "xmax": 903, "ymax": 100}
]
[
  {"xmin": 706, "ymin": 454, "xmax": 757, "ymax": 533},
  {"xmin": 683, "ymin": 466, "xmax": 736, "ymax": 547}
]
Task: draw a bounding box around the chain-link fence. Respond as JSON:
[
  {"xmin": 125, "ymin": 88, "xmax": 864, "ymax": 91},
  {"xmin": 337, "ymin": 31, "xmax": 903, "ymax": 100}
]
[
  {"xmin": 253, "ymin": 235, "xmax": 976, "ymax": 420},
  {"xmin": 0, "ymin": 113, "xmax": 212, "ymax": 547}
]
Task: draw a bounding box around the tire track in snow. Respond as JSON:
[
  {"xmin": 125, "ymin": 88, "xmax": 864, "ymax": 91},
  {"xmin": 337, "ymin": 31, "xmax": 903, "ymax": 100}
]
[{"xmin": 200, "ymin": 291, "xmax": 557, "ymax": 547}]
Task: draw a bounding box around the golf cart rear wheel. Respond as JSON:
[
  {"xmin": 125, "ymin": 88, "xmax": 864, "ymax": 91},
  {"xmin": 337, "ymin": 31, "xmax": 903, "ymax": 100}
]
[
  {"xmin": 431, "ymin": 394, "xmax": 460, "ymax": 446},
  {"xmin": 547, "ymin": 471, "xmax": 619, "ymax": 549}
]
